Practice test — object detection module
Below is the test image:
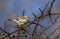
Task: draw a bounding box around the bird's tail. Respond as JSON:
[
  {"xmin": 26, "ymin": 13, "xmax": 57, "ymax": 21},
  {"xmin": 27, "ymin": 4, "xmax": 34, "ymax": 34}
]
[{"xmin": 8, "ymin": 19, "xmax": 13, "ymax": 21}]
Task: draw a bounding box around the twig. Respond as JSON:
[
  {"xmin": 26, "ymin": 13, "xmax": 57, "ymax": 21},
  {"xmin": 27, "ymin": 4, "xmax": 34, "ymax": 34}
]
[
  {"xmin": 22, "ymin": 10, "xmax": 25, "ymax": 16},
  {"xmin": 0, "ymin": 27, "xmax": 10, "ymax": 35}
]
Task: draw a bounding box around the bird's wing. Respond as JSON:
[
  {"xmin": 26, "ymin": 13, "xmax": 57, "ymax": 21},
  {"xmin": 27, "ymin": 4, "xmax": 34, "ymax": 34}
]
[{"xmin": 11, "ymin": 19, "xmax": 22, "ymax": 25}]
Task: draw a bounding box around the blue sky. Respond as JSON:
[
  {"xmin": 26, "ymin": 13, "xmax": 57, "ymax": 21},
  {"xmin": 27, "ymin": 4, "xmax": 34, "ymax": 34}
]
[{"xmin": 0, "ymin": 0, "xmax": 60, "ymax": 36}]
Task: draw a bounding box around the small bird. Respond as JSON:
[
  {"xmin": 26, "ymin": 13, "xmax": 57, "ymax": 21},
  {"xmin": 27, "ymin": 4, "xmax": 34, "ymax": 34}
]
[{"xmin": 8, "ymin": 16, "xmax": 30, "ymax": 27}]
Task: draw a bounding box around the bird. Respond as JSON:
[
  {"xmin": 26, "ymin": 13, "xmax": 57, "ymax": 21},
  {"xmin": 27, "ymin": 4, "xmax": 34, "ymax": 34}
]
[{"xmin": 8, "ymin": 16, "xmax": 30, "ymax": 28}]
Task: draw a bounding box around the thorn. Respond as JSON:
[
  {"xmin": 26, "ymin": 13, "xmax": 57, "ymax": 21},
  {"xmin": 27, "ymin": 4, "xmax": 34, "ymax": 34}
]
[
  {"xmin": 22, "ymin": 10, "xmax": 25, "ymax": 16},
  {"xmin": 39, "ymin": 8, "xmax": 43, "ymax": 16},
  {"xmin": 43, "ymin": 2, "xmax": 49, "ymax": 11},
  {"xmin": 32, "ymin": 13, "xmax": 36, "ymax": 17},
  {"xmin": 39, "ymin": 8, "xmax": 43, "ymax": 12}
]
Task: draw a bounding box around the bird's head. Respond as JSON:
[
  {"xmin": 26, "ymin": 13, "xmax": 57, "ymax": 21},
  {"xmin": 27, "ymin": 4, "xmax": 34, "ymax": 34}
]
[{"xmin": 23, "ymin": 16, "xmax": 30, "ymax": 21}]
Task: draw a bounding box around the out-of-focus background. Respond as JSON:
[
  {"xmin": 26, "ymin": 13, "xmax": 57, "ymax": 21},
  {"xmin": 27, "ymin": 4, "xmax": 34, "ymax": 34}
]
[{"xmin": 0, "ymin": 0, "xmax": 60, "ymax": 39}]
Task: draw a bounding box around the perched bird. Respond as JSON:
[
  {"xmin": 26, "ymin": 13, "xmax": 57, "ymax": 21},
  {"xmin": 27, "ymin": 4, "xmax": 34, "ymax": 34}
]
[{"xmin": 8, "ymin": 16, "xmax": 30, "ymax": 27}]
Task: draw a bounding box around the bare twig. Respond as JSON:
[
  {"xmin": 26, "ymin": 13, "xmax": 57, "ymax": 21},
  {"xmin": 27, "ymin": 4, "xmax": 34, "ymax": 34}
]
[
  {"xmin": 0, "ymin": 27, "xmax": 10, "ymax": 35},
  {"xmin": 22, "ymin": 10, "xmax": 25, "ymax": 16}
]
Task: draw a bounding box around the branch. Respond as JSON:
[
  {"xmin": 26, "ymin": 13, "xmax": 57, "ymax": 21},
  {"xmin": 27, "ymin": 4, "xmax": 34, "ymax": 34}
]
[{"xmin": 0, "ymin": 27, "xmax": 10, "ymax": 35}]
